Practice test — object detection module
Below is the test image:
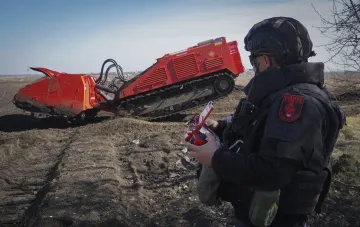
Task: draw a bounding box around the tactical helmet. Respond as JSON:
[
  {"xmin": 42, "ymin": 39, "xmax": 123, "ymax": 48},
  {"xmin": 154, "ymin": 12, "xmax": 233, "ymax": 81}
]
[{"xmin": 244, "ymin": 17, "xmax": 316, "ymax": 66}]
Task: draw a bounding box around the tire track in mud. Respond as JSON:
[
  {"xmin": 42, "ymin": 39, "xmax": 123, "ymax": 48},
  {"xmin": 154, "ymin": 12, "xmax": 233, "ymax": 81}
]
[
  {"xmin": 21, "ymin": 129, "xmax": 79, "ymax": 227},
  {"xmin": 30, "ymin": 128, "xmax": 144, "ymax": 227},
  {"xmin": 0, "ymin": 129, "xmax": 75, "ymax": 227}
]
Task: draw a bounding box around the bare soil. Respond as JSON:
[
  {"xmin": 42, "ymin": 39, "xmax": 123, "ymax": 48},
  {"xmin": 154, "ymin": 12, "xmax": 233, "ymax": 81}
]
[{"xmin": 0, "ymin": 75, "xmax": 359, "ymax": 227}]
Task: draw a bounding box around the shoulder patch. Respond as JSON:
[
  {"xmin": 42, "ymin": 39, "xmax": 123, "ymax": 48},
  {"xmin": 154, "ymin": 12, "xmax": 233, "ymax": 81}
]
[{"xmin": 278, "ymin": 94, "xmax": 304, "ymax": 122}]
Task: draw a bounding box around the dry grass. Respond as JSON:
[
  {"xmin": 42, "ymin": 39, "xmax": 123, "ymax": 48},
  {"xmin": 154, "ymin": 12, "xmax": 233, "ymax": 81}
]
[{"xmin": 324, "ymin": 73, "xmax": 360, "ymax": 96}]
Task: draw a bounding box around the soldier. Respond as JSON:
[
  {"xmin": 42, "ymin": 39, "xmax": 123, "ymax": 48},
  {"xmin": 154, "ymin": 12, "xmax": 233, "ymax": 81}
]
[{"xmin": 187, "ymin": 17, "xmax": 346, "ymax": 227}]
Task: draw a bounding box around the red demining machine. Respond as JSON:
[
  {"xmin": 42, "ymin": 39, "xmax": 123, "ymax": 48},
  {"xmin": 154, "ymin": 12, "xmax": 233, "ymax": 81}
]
[{"xmin": 13, "ymin": 37, "xmax": 245, "ymax": 122}]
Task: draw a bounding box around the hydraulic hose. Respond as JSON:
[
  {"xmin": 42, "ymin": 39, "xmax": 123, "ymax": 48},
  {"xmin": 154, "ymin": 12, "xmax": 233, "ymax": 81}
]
[
  {"xmin": 95, "ymin": 59, "xmax": 126, "ymax": 85},
  {"xmin": 94, "ymin": 59, "xmax": 129, "ymax": 102}
]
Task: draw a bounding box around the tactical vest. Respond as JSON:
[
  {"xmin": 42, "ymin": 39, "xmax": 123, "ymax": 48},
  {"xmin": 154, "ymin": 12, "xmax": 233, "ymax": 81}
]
[{"xmin": 218, "ymin": 83, "xmax": 345, "ymax": 215}]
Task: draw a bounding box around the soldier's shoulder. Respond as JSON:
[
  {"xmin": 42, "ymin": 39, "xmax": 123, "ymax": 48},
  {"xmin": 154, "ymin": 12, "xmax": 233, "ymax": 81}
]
[{"xmin": 267, "ymin": 89, "xmax": 324, "ymax": 123}]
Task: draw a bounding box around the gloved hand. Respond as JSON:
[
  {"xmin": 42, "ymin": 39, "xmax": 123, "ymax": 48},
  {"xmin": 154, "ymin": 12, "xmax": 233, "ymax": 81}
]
[
  {"xmin": 205, "ymin": 118, "xmax": 219, "ymax": 131},
  {"xmin": 187, "ymin": 131, "xmax": 219, "ymax": 167}
]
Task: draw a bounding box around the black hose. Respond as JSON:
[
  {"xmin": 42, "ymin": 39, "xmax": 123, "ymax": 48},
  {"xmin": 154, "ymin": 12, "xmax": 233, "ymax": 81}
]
[
  {"xmin": 104, "ymin": 63, "xmax": 115, "ymax": 84},
  {"xmin": 95, "ymin": 59, "xmax": 111, "ymax": 84},
  {"xmin": 105, "ymin": 64, "xmax": 121, "ymax": 90},
  {"xmin": 95, "ymin": 59, "xmax": 126, "ymax": 85}
]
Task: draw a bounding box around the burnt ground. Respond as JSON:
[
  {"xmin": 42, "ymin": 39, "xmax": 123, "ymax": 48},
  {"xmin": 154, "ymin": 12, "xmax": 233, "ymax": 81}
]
[{"xmin": 0, "ymin": 76, "xmax": 360, "ymax": 227}]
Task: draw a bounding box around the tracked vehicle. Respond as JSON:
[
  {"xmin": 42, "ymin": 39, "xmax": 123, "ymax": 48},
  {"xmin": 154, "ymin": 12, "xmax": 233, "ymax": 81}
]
[{"xmin": 13, "ymin": 37, "xmax": 245, "ymax": 121}]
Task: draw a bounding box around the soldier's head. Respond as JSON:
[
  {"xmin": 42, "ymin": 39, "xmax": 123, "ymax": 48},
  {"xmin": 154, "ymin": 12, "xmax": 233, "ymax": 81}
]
[{"xmin": 244, "ymin": 17, "xmax": 316, "ymax": 74}]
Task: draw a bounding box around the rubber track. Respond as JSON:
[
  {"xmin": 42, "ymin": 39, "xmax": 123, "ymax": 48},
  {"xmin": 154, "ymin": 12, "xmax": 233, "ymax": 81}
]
[{"xmin": 116, "ymin": 72, "xmax": 236, "ymax": 120}]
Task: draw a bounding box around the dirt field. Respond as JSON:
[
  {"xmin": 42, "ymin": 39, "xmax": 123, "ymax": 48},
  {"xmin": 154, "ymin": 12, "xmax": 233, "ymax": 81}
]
[{"xmin": 0, "ymin": 75, "xmax": 359, "ymax": 227}]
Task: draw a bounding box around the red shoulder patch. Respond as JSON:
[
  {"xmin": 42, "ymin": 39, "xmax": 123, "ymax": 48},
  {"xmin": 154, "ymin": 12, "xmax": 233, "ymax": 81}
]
[{"xmin": 278, "ymin": 94, "xmax": 305, "ymax": 122}]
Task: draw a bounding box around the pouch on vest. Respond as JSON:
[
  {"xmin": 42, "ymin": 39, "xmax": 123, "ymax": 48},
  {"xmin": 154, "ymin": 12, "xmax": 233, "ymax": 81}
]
[{"xmin": 249, "ymin": 190, "xmax": 280, "ymax": 227}]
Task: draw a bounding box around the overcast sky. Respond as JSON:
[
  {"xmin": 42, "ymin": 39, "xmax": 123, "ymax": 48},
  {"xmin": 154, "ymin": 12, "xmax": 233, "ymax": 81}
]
[{"xmin": 0, "ymin": 0, "xmax": 339, "ymax": 75}]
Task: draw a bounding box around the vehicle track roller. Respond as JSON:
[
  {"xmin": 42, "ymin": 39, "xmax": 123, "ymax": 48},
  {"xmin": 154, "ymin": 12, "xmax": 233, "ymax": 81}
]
[{"xmin": 214, "ymin": 75, "xmax": 234, "ymax": 95}]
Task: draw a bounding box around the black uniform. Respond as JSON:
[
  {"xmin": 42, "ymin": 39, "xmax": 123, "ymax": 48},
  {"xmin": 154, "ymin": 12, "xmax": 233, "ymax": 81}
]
[{"xmin": 210, "ymin": 62, "xmax": 346, "ymax": 226}]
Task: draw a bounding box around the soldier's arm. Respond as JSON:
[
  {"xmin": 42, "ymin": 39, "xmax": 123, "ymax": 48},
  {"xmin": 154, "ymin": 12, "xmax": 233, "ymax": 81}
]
[{"xmin": 211, "ymin": 93, "xmax": 326, "ymax": 190}]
